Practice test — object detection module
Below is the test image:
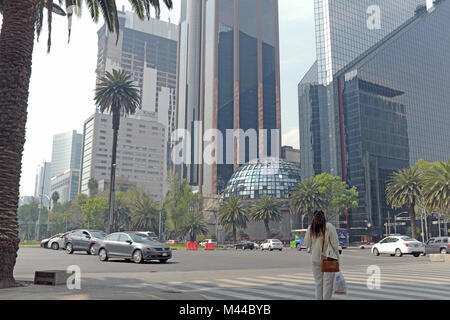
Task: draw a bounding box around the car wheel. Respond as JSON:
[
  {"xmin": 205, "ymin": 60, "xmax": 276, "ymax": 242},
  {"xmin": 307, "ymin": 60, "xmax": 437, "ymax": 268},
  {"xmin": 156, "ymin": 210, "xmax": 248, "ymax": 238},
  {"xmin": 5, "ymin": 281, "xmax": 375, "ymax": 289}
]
[
  {"xmin": 373, "ymin": 248, "xmax": 380, "ymax": 256},
  {"xmin": 51, "ymin": 242, "xmax": 59, "ymax": 250},
  {"xmin": 66, "ymin": 243, "xmax": 74, "ymax": 254},
  {"xmin": 159, "ymin": 259, "xmax": 168, "ymax": 264},
  {"xmin": 270, "ymin": 247, "xmax": 273, "ymax": 251},
  {"xmin": 99, "ymin": 249, "xmax": 108, "ymax": 261},
  {"xmin": 132, "ymin": 250, "xmax": 143, "ymax": 264},
  {"xmin": 440, "ymin": 248, "xmax": 447, "ymax": 255},
  {"xmin": 413, "ymin": 253, "xmax": 420, "ymax": 257},
  {"xmin": 390, "ymin": 254, "xmax": 395, "ymax": 257},
  {"xmin": 279, "ymin": 249, "xmax": 282, "ymax": 251},
  {"xmin": 89, "ymin": 244, "xmax": 96, "ymax": 255},
  {"xmin": 395, "ymin": 249, "xmax": 403, "ymax": 257}
]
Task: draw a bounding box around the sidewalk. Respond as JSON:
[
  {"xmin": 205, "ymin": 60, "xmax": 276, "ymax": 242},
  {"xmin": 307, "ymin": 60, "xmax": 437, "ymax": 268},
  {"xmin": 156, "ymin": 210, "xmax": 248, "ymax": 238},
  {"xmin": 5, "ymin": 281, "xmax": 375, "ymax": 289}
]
[{"xmin": 0, "ymin": 279, "xmax": 204, "ymax": 300}]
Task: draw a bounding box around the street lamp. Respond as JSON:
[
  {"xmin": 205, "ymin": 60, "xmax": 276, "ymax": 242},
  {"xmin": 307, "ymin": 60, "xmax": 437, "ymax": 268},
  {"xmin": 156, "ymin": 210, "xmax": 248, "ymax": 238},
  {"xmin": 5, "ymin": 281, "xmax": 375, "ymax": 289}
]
[
  {"xmin": 394, "ymin": 211, "xmax": 408, "ymax": 235},
  {"xmin": 367, "ymin": 222, "xmax": 372, "ymax": 242}
]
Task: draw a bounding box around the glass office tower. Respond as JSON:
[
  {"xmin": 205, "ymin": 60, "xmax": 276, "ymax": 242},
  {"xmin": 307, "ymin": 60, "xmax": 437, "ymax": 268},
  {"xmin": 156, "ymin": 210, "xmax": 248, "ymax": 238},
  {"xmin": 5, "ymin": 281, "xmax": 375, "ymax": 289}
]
[
  {"xmin": 176, "ymin": 0, "xmax": 281, "ymax": 195},
  {"xmin": 335, "ymin": 0, "xmax": 450, "ymax": 240}
]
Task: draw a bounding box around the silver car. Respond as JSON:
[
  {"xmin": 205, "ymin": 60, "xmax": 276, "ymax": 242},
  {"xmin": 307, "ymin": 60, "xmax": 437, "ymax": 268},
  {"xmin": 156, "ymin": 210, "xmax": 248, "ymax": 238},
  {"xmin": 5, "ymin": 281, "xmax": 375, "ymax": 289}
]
[{"xmin": 95, "ymin": 232, "xmax": 172, "ymax": 264}]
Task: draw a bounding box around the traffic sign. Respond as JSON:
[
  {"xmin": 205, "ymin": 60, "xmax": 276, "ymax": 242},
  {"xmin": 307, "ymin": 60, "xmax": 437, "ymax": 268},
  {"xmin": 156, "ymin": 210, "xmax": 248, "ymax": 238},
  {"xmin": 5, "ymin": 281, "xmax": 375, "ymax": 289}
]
[{"xmin": 384, "ymin": 222, "xmax": 406, "ymax": 227}]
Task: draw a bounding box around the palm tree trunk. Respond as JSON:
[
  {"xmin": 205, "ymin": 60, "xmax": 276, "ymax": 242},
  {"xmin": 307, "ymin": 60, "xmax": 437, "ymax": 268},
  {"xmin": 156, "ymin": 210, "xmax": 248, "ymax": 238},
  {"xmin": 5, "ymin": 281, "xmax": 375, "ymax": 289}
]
[
  {"xmin": 108, "ymin": 111, "xmax": 120, "ymax": 233},
  {"xmin": 264, "ymin": 219, "xmax": 271, "ymax": 239},
  {"xmin": 233, "ymin": 225, "xmax": 236, "ymax": 243},
  {"xmin": 409, "ymin": 202, "xmax": 417, "ymax": 240},
  {"xmin": 0, "ymin": 0, "xmax": 38, "ymax": 288}
]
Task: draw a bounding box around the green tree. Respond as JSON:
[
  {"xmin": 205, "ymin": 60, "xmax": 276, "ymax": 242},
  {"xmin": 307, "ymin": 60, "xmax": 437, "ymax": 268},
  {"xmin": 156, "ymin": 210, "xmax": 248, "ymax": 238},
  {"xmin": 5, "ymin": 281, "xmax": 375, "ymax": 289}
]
[
  {"xmin": 129, "ymin": 190, "xmax": 159, "ymax": 233},
  {"xmin": 88, "ymin": 178, "xmax": 99, "ymax": 199},
  {"xmin": 290, "ymin": 177, "xmax": 324, "ymax": 225},
  {"xmin": 249, "ymin": 195, "xmax": 282, "ymax": 239},
  {"xmin": 0, "ymin": 0, "xmax": 172, "ymax": 288},
  {"xmin": 51, "ymin": 191, "xmax": 60, "ymax": 209},
  {"xmin": 81, "ymin": 198, "xmax": 108, "ymax": 230},
  {"xmin": 219, "ymin": 195, "xmax": 249, "ymax": 243},
  {"xmin": 179, "ymin": 212, "xmax": 209, "ymax": 242},
  {"xmin": 422, "ymin": 160, "xmax": 450, "ymax": 220},
  {"xmin": 386, "ymin": 168, "xmax": 423, "ymax": 240},
  {"xmin": 95, "ymin": 69, "xmax": 141, "ymax": 233}
]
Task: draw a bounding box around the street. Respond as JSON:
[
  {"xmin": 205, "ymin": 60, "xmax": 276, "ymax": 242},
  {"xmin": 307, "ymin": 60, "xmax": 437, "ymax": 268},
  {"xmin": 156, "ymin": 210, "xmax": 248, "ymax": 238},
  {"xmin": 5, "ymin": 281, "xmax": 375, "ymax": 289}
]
[{"xmin": 2, "ymin": 247, "xmax": 450, "ymax": 300}]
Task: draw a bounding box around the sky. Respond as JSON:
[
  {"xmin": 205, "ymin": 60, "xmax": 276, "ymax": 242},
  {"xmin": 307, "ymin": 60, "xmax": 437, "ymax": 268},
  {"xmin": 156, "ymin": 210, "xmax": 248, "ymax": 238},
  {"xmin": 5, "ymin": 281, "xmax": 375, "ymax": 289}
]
[{"xmin": 0, "ymin": 0, "xmax": 317, "ymax": 197}]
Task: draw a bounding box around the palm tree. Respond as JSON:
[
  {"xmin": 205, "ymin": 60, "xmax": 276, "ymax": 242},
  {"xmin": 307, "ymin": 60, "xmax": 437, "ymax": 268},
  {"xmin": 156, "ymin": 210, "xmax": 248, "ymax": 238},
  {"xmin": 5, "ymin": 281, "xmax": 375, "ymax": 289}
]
[
  {"xmin": 219, "ymin": 195, "xmax": 249, "ymax": 243},
  {"xmin": 386, "ymin": 168, "xmax": 423, "ymax": 240},
  {"xmin": 250, "ymin": 195, "xmax": 282, "ymax": 239},
  {"xmin": 423, "ymin": 161, "xmax": 450, "ymax": 216},
  {"xmin": 51, "ymin": 191, "xmax": 60, "ymax": 208},
  {"xmin": 0, "ymin": 0, "xmax": 172, "ymax": 289},
  {"xmin": 290, "ymin": 177, "xmax": 324, "ymax": 225},
  {"xmin": 179, "ymin": 212, "xmax": 209, "ymax": 242},
  {"xmin": 95, "ymin": 69, "xmax": 141, "ymax": 234},
  {"xmin": 131, "ymin": 194, "xmax": 159, "ymax": 233},
  {"xmin": 87, "ymin": 178, "xmax": 99, "ymax": 199}
]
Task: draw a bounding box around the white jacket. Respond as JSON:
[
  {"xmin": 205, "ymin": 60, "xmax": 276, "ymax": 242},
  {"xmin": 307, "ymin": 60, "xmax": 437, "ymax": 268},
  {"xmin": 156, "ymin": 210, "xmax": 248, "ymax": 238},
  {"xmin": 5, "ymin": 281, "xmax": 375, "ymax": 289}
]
[{"xmin": 305, "ymin": 222, "xmax": 340, "ymax": 263}]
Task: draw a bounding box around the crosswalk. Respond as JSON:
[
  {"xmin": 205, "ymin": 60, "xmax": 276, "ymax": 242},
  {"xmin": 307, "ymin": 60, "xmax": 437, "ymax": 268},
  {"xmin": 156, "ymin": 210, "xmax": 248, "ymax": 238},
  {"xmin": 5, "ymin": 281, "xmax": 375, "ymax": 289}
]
[{"xmin": 131, "ymin": 263, "xmax": 450, "ymax": 300}]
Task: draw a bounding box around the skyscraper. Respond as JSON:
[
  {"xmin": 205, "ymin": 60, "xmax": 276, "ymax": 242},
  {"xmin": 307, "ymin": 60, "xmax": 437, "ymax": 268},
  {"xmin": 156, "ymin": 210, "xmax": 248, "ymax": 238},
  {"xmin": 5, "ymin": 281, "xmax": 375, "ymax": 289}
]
[
  {"xmin": 176, "ymin": 0, "xmax": 281, "ymax": 195},
  {"xmin": 34, "ymin": 161, "xmax": 51, "ymax": 208},
  {"xmin": 50, "ymin": 130, "xmax": 82, "ymax": 179},
  {"xmin": 299, "ymin": 0, "xmax": 450, "ymax": 241}
]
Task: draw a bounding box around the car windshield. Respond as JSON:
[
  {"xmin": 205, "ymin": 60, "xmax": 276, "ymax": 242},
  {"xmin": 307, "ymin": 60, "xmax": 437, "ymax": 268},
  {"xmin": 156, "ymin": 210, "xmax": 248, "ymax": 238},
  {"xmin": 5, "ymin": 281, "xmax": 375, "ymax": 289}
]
[
  {"xmin": 130, "ymin": 233, "xmax": 160, "ymax": 244},
  {"xmin": 272, "ymin": 240, "xmax": 281, "ymax": 243},
  {"xmin": 91, "ymin": 231, "xmax": 106, "ymax": 238},
  {"xmin": 401, "ymin": 237, "xmax": 416, "ymax": 242}
]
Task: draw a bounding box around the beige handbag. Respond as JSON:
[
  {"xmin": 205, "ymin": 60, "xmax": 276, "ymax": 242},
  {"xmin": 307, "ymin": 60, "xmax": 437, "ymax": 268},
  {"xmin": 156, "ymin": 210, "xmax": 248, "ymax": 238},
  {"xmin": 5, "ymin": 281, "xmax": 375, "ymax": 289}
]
[{"xmin": 320, "ymin": 232, "xmax": 339, "ymax": 273}]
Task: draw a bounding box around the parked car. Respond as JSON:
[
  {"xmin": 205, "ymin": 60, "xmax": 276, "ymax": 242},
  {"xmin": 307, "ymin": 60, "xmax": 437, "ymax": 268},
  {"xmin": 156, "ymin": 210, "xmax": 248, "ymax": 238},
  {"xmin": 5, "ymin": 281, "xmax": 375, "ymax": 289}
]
[
  {"xmin": 47, "ymin": 232, "xmax": 70, "ymax": 250},
  {"xmin": 424, "ymin": 237, "xmax": 450, "ymax": 255},
  {"xmin": 261, "ymin": 239, "xmax": 283, "ymax": 251},
  {"xmin": 200, "ymin": 239, "xmax": 217, "ymax": 247},
  {"xmin": 359, "ymin": 242, "xmax": 375, "ymax": 250},
  {"xmin": 372, "ymin": 236, "xmax": 424, "ymax": 257},
  {"xmin": 165, "ymin": 240, "xmax": 176, "ymax": 245},
  {"xmin": 252, "ymin": 242, "xmax": 261, "ymax": 250},
  {"xmin": 65, "ymin": 229, "xmax": 107, "ymax": 255},
  {"xmin": 95, "ymin": 232, "xmax": 172, "ymax": 264},
  {"xmin": 234, "ymin": 241, "xmax": 255, "ymax": 250},
  {"xmin": 40, "ymin": 237, "xmax": 51, "ymax": 249}
]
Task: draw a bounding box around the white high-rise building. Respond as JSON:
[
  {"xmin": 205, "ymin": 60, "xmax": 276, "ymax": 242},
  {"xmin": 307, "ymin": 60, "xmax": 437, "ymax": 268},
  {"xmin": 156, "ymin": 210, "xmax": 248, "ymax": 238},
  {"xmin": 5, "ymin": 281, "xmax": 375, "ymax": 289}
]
[{"xmin": 34, "ymin": 161, "xmax": 51, "ymax": 208}]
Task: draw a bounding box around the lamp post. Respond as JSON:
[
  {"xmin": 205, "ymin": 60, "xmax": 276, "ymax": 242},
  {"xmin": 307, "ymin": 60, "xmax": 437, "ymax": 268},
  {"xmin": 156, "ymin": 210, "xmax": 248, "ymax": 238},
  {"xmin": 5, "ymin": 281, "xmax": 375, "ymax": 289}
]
[
  {"xmin": 44, "ymin": 194, "xmax": 51, "ymax": 237},
  {"xmin": 367, "ymin": 222, "xmax": 372, "ymax": 242},
  {"xmin": 394, "ymin": 211, "xmax": 408, "ymax": 235}
]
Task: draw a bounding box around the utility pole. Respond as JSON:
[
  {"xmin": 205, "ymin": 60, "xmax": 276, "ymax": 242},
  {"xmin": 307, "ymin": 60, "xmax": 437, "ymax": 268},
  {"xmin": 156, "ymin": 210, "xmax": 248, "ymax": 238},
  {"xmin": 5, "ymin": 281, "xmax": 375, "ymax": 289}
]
[
  {"xmin": 387, "ymin": 211, "xmax": 391, "ymax": 236},
  {"xmin": 36, "ymin": 165, "xmax": 47, "ymax": 241}
]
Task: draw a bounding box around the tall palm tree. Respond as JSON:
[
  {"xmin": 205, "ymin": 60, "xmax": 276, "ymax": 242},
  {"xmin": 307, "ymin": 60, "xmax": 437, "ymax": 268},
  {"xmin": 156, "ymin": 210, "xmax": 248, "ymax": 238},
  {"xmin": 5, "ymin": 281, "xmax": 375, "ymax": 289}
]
[
  {"xmin": 87, "ymin": 178, "xmax": 99, "ymax": 199},
  {"xmin": 179, "ymin": 212, "xmax": 209, "ymax": 242},
  {"xmin": 0, "ymin": 0, "xmax": 172, "ymax": 289},
  {"xmin": 290, "ymin": 177, "xmax": 324, "ymax": 226},
  {"xmin": 131, "ymin": 194, "xmax": 159, "ymax": 233},
  {"xmin": 423, "ymin": 160, "xmax": 450, "ymax": 217},
  {"xmin": 250, "ymin": 195, "xmax": 282, "ymax": 239},
  {"xmin": 386, "ymin": 168, "xmax": 423, "ymax": 240},
  {"xmin": 219, "ymin": 195, "xmax": 249, "ymax": 244},
  {"xmin": 95, "ymin": 69, "xmax": 141, "ymax": 234},
  {"xmin": 51, "ymin": 191, "xmax": 60, "ymax": 208}
]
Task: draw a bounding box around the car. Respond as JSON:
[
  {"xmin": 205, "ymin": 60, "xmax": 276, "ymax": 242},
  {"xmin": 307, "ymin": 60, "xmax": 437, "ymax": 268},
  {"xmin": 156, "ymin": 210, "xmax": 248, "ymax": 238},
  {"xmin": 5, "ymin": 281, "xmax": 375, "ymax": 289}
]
[
  {"xmin": 424, "ymin": 237, "xmax": 450, "ymax": 255},
  {"xmin": 40, "ymin": 237, "xmax": 51, "ymax": 249},
  {"xmin": 165, "ymin": 240, "xmax": 176, "ymax": 245},
  {"xmin": 261, "ymin": 239, "xmax": 283, "ymax": 251},
  {"xmin": 200, "ymin": 239, "xmax": 217, "ymax": 247},
  {"xmin": 252, "ymin": 242, "xmax": 261, "ymax": 250},
  {"xmin": 65, "ymin": 229, "xmax": 107, "ymax": 255},
  {"xmin": 234, "ymin": 241, "xmax": 255, "ymax": 250},
  {"xmin": 372, "ymin": 236, "xmax": 425, "ymax": 257},
  {"xmin": 359, "ymin": 242, "xmax": 375, "ymax": 250},
  {"xmin": 135, "ymin": 231, "xmax": 159, "ymax": 241},
  {"xmin": 47, "ymin": 232, "xmax": 70, "ymax": 250},
  {"xmin": 95, "ymin": 232, "xmax": 172, "ymax": 264}
]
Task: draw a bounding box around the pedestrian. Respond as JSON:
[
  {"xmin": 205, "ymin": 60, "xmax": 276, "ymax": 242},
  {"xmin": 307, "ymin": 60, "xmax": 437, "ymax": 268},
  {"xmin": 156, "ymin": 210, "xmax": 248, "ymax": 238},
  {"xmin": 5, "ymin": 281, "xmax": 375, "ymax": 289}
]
[{"xmin": 305, "ymin": 210, "xmax": 340, "ymax": 300}]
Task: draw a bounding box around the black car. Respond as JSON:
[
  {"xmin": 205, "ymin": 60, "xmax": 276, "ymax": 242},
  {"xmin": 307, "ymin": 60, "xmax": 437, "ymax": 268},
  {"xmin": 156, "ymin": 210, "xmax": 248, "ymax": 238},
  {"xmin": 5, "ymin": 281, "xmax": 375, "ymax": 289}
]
[
  {"xmin": 235, "ymin": 241, "xmax": 255, "ymax": 250},
  {"xmin": 424, "ymin": 237, "xmax": 450, "ymax": 255},
  {"xmin": 65, "ymin": 229, "xmax": 107, "ymax": 255}
]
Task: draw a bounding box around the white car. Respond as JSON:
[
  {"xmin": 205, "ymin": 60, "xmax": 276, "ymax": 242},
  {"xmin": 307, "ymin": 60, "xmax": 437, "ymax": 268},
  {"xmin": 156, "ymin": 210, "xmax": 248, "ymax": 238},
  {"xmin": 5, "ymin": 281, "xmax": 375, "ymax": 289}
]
[
  {"xmin": 253, "ymin": 242, "xmax": 261, "ymax": 250},
  {"xmin": 372, "ymin": 236, "xmax": 425, "ymax": 257},
  {"xmin": 261, "ymin": 239, "xmax": 283, "ymax": 251},
  {"xmin": 46, "ymin": 233, "xmax": 68, "ymax": 250},
  {"xmin": 199, "ymin": 239, "xmax": 217, "ymax": 247}
]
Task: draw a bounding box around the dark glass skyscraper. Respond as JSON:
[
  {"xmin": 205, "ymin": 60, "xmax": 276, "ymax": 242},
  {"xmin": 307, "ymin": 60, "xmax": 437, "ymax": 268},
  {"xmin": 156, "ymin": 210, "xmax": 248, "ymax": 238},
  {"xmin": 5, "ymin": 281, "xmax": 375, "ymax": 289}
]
[
  {"xmin": 176, "ymin": 0, "xmax": 281, "ymax": 195},
  {"xmin": 298, "ymin": 0, "xmax": 450, "ymax": 240}
]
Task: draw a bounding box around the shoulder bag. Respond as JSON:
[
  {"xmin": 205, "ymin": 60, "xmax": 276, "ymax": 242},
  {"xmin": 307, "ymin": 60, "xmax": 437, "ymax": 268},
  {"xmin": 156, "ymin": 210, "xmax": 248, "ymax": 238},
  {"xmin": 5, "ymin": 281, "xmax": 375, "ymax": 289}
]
[{"xmin": 320, "ymin": 231, "xmax": 339, "ymax": 273}]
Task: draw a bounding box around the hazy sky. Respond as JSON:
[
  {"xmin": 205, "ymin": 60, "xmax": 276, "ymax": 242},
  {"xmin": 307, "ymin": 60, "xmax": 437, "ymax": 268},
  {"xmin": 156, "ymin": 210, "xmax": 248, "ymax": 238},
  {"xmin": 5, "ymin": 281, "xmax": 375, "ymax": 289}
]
[{"xmin": 0, "ymin": 0, "xmax": 317, "ymax": 196}]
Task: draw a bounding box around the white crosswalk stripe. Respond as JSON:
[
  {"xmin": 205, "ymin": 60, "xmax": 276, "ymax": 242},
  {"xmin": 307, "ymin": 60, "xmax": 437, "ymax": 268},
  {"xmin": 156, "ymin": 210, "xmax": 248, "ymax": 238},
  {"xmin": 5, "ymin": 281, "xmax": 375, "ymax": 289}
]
[{"xmin": 144, "ymin": 263, "xmax": 450, "ymax": 300}]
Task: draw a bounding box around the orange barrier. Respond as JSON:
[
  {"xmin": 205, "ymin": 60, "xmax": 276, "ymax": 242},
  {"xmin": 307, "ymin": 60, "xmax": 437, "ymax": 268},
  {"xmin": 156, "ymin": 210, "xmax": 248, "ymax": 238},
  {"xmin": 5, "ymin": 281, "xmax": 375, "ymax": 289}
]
[
  {"xmin": 186, "ymin": 242, "xmax": 198, "ymax": 251},
  {"xmin": 204, "ymin": 243, "xmax": 215, "ymax": 251}
]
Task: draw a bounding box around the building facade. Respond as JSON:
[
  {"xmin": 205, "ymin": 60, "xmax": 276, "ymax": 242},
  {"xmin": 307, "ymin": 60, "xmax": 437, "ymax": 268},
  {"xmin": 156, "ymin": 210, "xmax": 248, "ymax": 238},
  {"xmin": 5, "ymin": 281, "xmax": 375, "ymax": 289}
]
[
  {"xmin": 298, "ymin": 0, "xmax": 450, "ymax": 240},
  {"xmin": 281, "ymin": 146, "xmax": 300, "ymax": 164},
  {"xmin": 50, "ymin": 169, "xmax": 80, "ymax": 204},
  {"xmin": 176, "ymin": 0, "xmax": 281, "ymax": 196},
  {"xmin": 34, "ymin": 161, "xmax": 52, "ymax": 208},
  {"xmin": 50, "ymin": 130, "xmax": 82, "ymax": 180},
  {"xmin": 79, "ymin": 113, "xmax": 166, "ymax": 201}
]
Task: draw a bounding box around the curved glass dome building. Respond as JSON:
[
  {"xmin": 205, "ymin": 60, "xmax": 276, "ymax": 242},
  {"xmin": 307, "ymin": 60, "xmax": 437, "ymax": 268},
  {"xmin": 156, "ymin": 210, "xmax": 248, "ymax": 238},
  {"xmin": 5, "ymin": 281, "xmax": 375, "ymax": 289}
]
[{"xmin": 224, "ymin": 158, "xmax": 301, "ymax": 199}]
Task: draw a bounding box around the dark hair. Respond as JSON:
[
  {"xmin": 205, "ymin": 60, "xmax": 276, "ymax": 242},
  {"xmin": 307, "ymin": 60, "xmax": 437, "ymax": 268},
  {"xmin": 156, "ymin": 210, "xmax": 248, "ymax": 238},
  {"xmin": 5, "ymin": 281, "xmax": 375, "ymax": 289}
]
[{"xmin": 310, "ymin": 210, "xmax": 326, "ymax": 239}]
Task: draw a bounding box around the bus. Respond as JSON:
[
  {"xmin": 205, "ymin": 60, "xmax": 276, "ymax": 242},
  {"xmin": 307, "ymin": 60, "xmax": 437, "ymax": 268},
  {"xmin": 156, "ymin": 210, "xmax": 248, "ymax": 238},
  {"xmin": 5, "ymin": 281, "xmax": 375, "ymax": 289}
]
[
  {"xmin": 291, "ymin": 228, "xmax": 349, "ymax": 250},
  {"xmin": 291, "ymin": 229, "xmax": 308, "ymax": 250}
]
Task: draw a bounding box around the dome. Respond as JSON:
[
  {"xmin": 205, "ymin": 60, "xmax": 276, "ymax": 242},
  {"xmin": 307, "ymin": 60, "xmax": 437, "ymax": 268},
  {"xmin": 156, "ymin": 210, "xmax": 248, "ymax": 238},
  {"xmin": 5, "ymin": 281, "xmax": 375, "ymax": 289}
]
[{"xmin": 224, "ymin": 158, "xmax": 301, "ymax": 200}]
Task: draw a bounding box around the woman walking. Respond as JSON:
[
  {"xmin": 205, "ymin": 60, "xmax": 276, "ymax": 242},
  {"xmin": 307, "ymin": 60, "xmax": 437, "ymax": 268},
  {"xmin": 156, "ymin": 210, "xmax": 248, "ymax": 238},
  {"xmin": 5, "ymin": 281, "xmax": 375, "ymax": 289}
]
[{"xmin": 305, "ymin": 210, "xmax": 340, "ymax": 300}]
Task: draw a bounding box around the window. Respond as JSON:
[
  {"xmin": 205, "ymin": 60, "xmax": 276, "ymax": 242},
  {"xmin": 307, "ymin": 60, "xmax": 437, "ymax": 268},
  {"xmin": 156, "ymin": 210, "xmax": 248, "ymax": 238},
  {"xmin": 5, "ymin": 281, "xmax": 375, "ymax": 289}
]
[
  {"xmin": 107, "ymin": 234, "xmax": 120, "ymax": 241},
  {"xmin": 119, "ymin": 234, "xmax": 131, "ymax": 242}
]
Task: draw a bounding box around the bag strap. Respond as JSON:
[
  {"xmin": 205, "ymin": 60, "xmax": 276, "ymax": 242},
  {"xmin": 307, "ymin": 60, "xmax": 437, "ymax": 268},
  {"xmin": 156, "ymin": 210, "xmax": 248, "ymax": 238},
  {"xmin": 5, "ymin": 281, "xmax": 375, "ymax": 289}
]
[{"xmin": 321, "ymin": 227, "xmax": 326, "ymax": 257}]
